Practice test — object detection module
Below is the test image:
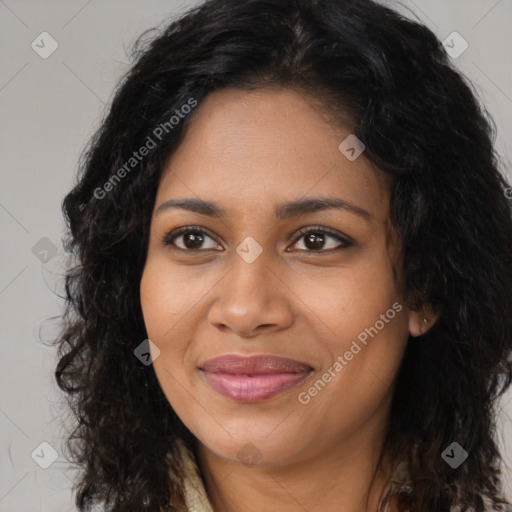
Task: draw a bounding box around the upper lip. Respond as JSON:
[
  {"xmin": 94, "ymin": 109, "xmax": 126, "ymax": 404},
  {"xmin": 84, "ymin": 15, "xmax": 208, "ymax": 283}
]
[{"xmin": 200, "ymin": 354, "xmax": 313, "ymax": 375}]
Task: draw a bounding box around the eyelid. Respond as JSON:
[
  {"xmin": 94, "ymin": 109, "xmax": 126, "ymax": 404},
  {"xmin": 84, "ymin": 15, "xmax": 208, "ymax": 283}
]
[
  {"xmin": 161, "ymin": 225, "xmax": 222, "ymax": 250},
  {"xmin": 288, "ymin": 225, "xmax": 354, "ymax": 251},
  {"xmin": 161, "ymin": 225, "xmax": 354, "ymax": 252}
]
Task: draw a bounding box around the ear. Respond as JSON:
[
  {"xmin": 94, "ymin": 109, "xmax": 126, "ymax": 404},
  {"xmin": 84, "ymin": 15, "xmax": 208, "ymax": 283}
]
[{"xmin": 407, "ymin": 307, "xmax": 439, "ymax": 338}]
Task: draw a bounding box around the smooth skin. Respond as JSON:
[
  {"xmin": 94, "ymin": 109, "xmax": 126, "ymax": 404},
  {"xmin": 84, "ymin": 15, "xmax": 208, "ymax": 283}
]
[{"xmin": 140, "ymin": 87, "xmax": 436, "ymax": 512}]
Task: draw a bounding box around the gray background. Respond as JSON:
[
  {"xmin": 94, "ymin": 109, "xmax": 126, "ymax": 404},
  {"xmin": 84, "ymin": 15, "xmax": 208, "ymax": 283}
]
[{"xmin": 1, "ymin": 1, "xmax": 511, "ymax": 510}]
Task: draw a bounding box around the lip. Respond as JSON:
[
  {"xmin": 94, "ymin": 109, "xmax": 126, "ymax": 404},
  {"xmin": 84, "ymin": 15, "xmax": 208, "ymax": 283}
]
[{"xmin": 200, "ymin": 354, "xmax": 313, "ymax": 402}]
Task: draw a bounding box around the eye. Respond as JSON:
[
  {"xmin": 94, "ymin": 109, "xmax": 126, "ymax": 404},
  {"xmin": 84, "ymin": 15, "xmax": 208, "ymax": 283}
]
[
  {"xmin": 161, "ymin": 225, "xmax": 353, "ymax": 253},
  {"xmin": 288, "ymin": 226, "xmax": 353, "ymax": 252},
  {"xmin": 162, "ymin": 226, "xmax": 222, "ymax": 251}
]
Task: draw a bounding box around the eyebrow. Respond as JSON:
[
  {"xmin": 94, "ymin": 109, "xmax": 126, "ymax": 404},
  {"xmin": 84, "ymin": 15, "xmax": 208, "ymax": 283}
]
[{"xmin": 155, "ymin": 197, "xmax": 372, "ymax": 221}]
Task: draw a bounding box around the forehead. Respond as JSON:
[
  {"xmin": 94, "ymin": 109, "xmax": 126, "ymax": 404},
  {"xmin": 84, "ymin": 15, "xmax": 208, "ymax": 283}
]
[{"xmin": 155, "ymin": 87, "xmax": 391, "ymax": 219}]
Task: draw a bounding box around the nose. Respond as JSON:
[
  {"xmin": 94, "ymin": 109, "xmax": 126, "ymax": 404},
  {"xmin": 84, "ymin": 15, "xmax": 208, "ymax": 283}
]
[{"xmin": 207, "ymin": 248, "xmax": 294, "ymax": 338}]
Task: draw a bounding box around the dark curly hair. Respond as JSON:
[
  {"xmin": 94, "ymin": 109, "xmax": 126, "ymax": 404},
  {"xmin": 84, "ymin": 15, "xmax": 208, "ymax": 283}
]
[{"xmin": 52, "ymin": 0, "xmax": 512, "ymax": 510}]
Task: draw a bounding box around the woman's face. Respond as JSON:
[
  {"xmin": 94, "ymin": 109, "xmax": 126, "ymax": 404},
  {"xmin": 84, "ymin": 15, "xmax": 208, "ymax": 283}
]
[{"xmin": 140, "ymin": 87, "xmax": 425, "ymax": 467}]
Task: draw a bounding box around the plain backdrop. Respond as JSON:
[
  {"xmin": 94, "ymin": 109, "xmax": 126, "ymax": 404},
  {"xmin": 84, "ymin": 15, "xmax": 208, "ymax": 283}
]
[{"xmin": 1, "ymin": 0, "xmax": 511, "ymax": 510}]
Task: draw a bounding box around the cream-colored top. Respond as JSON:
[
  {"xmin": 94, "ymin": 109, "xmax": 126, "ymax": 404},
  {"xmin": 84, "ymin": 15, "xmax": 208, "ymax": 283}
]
[{"xmin": 174, "ymin": 438, "xmax": 414, "ymax": 512}]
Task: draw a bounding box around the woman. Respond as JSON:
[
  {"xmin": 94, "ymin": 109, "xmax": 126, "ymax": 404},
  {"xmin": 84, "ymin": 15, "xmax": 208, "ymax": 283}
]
[{"xmin": 54, "ymin": 0, "xmax": 512, "ymax": 510}]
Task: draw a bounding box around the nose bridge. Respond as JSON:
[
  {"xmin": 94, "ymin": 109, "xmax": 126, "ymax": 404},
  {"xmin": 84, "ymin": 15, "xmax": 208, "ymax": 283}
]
[
  {"xmin": 224, "ymin": 242, "xmax": 274, "ymax": 305},
  {"xmin": 208, "ymin": 241, "xmax": 293, "ymax": 334}
]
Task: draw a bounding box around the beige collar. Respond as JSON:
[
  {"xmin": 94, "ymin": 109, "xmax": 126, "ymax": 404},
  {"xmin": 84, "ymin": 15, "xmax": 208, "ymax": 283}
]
[{"xmin": 175, "ymin": 438, "xmax": 414, "ymax": 512}]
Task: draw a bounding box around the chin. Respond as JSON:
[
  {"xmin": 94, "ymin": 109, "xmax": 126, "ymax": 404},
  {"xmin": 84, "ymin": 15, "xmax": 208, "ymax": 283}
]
[{"xmin": 194, "ymin": 423, "xmax": 308, "ymax": 468}]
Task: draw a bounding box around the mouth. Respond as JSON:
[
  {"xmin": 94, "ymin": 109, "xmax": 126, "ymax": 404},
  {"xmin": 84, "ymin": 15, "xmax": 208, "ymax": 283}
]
[{"xmin": 199, "ymin": 354, "xmax": 313, "ymax": 402}]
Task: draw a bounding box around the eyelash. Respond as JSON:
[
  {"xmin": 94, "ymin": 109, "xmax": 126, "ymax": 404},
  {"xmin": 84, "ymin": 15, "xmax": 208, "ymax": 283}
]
[{"xmin": 161, "ymin": 225, "xmax": 354, "ymax": 253}]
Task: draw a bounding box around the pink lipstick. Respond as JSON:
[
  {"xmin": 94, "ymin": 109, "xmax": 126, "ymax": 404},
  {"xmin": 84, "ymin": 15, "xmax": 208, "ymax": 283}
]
[{"xmin": 200, "ymin": 354, "xmax": 313, "ymax": 402}]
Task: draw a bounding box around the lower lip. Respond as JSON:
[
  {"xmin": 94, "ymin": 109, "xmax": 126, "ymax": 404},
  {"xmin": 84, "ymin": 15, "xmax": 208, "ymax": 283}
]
[{"xmin": 201, "ymin": 371, "xmax": 311, "ymax": 402}]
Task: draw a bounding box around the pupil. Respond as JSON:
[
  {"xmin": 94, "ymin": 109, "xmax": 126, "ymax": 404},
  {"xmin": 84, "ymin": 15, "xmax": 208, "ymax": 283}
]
[
  {"xmin": 305, "ymin": 233, "xmax": 325, "ymax": 250},
  {"xmin": 184, "ymin": 231, "xmax": 204, "ymax": 249}
]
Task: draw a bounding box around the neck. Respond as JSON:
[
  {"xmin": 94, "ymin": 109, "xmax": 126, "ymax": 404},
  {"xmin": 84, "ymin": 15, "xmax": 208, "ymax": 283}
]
[{"xmin": 195, "ymin": 425, "xmax": 392, "ymax": 512}]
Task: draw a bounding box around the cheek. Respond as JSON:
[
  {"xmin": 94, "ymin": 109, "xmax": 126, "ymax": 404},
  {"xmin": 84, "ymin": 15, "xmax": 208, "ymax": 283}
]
[
  {"xmin": 139, "ymin": 259, "xmax": 213, "ymax": 379},
  {"xmin": 346, "ymin": 247, "xmax": 400, "ymax": 319},
  {"xmin": 140, "ymin": 265, "xmax": 192, "ymax": 408},
  {"xmin": 140, "ymin": 266, "xmax": 169, "ymax": 338},
  {"xmin": 340, "ymin": 261, "xmax": 406, "ymax": 370},
  {"xmin": 293, "ymin": 249, "xmax": 407, "ymax": 387},
  {"xmin": 290, "ymin": 254, "xmax": 399, "ymax": 335},
  {"xmin": 139, "ymin": 264, "xmax": 191, "ymax": 375},
  {"xmin": 140, "ymin": 259, "xmax": 206, "ymax": 337}
]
